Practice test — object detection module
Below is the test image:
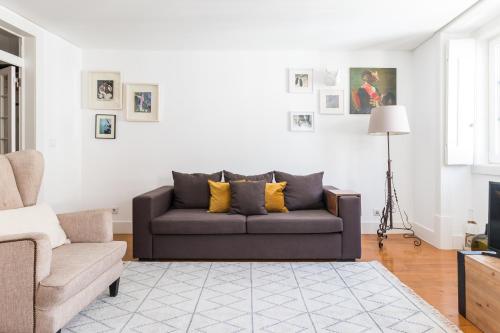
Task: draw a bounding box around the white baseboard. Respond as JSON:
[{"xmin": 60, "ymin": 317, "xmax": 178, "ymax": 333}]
[{"xmin": 113, "ymin": 220, "xmax": 132, "ymax": 234}]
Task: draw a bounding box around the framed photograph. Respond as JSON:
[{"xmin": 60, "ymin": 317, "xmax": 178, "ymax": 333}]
[
  {"xmin": 289, "ymin": 69, "xmax": 313, "ymax": 93},
  {"xmin": 95, "ymin": 114, "xmax": 116, "ymax": 139},
  {"xmin": 125, "ymin": 83, "xmax": 159, "ymax": 122},
  {"xmin": 290, "ymin": 112, "xmax": 315, "ymax": 132},
  {"xmin": 350, "ymin": 68, "xmax": 397, "ymax": 114},
  {"xmin": 88, "ymin": 72, "xmax": 122, "ymax": 110},
  {"xmin": 320, "ymin": 89, "xmax": 344, "ymax": 115}
]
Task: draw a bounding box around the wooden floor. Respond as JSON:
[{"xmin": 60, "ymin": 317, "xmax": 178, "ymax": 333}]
[{"xmin": 114, "ymin": 234, "xmax": 480, "ymax": 332}]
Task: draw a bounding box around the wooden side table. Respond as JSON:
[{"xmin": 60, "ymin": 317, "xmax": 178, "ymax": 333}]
[
  {"xmin": 324, "ymin": 189, "xmax": 360, "ymax": 216},
  {"xmin": 458, "ymin": 251, "xmax": 500, "ymax": 333}
]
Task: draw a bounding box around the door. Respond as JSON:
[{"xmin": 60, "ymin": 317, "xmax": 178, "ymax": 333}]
[{"xmin": 0, "ymin": 66, "xmax": 16, "ymax": 154}]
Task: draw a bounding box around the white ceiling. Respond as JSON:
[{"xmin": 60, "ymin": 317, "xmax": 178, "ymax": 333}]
[{"xmin": 0, "ymin": 0, "xmax": 479, "ymax": 50}]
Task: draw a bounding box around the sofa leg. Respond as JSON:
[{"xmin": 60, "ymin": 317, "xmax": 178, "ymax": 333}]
[
  {"xmin": 109, "ymin": 278, "xmax": 120, "ymax": 297},
  {"xmin": 337, "ymin": 259, "xmax": 356, "ymax": 262}
]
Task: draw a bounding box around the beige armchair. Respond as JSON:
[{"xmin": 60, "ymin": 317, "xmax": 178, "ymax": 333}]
[{"xmin": 0, "ymin": 151, "xmax": 126, "ymax": 333}]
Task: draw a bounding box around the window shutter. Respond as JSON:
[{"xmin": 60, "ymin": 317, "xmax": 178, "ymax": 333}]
[{"xmin": 446, "ymin": 39, "xmax": 476, "ymax": 165}]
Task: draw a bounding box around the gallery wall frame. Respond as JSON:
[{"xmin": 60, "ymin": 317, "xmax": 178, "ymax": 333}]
[
  {"xmin": 88, "ymin": 71, "xmax": 122, "ymax": 110},
  {"xmin": 125, "ymin": 83, "xmax": 159, "ymax": 122},
  {"xmin": 288, "ymin": 68, "xmax": 313, "ymax": 93},
  {"xmin": 319, "ymin": 89, "xmax": 344, "ymax": 115},
  {"xmin": 349, "ymin": 67, "xmax": 397, "ymax": 115},
  {"xmin": 289, "ymin": 111, "xmax": 315, "ymax": 132},
  {"xmin": 95, "ymin": 114, "xmax": 116, "ymax": 139}
]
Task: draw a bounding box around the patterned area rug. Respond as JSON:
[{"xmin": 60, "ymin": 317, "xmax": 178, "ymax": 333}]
[{"xmin": 63, "ymin": 261, "xmax": 460, "ymax": 333}]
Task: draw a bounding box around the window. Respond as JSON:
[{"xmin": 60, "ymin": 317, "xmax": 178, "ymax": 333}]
[
  {"xmin": 490, "ymin": 39, "xmax": 500, "ymax": 163},
  {"xmin": 446, "ymin": 39, "xmax": 475, "ymax": 165}
]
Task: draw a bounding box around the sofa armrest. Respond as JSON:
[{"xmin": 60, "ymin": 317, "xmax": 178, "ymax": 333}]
[
  {"xmin": 0, "ymin": 232, "xmax": 52, "ymax": 333},
  {"xmin": 324, "ymin": 186, "xmax": 361, "ymax": 259},
  {"xmin": 58, "ymin": 209, "xmax": 113, "ymax": 243},
  {"xmin": 133, "ymin": 186, "xmax": 174, "ymax": 259}
]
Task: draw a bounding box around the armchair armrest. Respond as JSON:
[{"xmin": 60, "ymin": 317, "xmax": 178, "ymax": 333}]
[
  {"xmin": 133, "ymin": 186, "xmax": 174, "ymax": 259},
  {"xmin": 58, "ymin": 209, "xmax": 113, "ymax": 243},
  {"xmin": 324, "ymin": 186, "xmax": 361, "ymax": 260},
  {"xmin": 0, "ymin": 232, "xmax": 52, "ymax": 333}
]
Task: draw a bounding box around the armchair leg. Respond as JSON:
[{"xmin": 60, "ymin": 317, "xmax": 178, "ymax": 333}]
[{"xmin": 109, "ymin": 278, "xmax": 120, "ymax": 297}]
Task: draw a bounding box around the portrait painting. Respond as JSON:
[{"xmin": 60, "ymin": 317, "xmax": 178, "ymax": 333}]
[{"xmin": 350, "ymin": 68, "xmax": 396, "ymax": 114}]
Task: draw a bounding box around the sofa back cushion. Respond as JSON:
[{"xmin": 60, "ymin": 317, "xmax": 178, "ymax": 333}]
[
  {"xmin": 229, "ymin": 180, "xmax": 267, "ymax": 215},
  {"xmin": 274, "ymin": 171, "xmax": 324, "ymax": 210},
  {"xmin": 172, "ymin": 171, "xmax": 222, "ymax": 209},
  {"xmin": 224, "ymin": 170, "xmax": 274, "ymax": 182}
]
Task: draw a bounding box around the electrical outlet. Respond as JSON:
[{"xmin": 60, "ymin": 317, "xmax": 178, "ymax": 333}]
[
  {"xmin": 112, "ymin": 208, "xmax": 119, "ymax": 215},
  {"xmin": 373, "ymin": 209, "xmax": 381, "ymax": 217}
]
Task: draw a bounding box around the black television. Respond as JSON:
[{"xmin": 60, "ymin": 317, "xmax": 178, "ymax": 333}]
[{"xmin": 488, "ymin": 181, "xmax": 500, "ymax": 254}]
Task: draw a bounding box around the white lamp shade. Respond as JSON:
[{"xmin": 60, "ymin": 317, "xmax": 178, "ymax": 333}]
[{"xmin": 368, "ymin": 105, "xmax": 410, "ymax": 135}]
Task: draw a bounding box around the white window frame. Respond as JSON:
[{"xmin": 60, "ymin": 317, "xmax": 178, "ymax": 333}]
[
  {"xmin": 445, "ymin": 38, "xmax": 476, "ymax": 165},
  {"xmin": 489, "ymin": 38, "xmax": 500, "ymax": 164}
]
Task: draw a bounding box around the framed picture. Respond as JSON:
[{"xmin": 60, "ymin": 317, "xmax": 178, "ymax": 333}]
[
  {"xmin": 88, "ymin": 72, "xmax": 122, "ymax": 110},
  {"xmin": 125, "ymin": 83, "xmax": 159, "ymax": 122},
  {"xmin": 95, "ymin": 114, "xmax": 116, "ymax": 139},
  {"xmin": 320, "ymin": 89, "xmax": 344, "ymax": 115},
  {"xmin": 288, "ymin": 69, "xmax": 313, "ymax": 93},
  {"xmin": 350, "ymin": 68, "xmax": 397, "ymax": 114},
  {"xmin": 290, "ymin": 112, "xmax": 315, "ymax": 132}
]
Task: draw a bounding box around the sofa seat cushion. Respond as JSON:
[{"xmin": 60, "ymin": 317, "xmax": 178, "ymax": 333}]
[
  {"xmin": 36, "ymin": 241, "xmax": 126, "ymax": 308},
  {"xmin": 247, "ymin": 210, "xmax": 342, "ymax": 234},
  {"xmin": 152, "ymin": 209, "xmax": 246, "ymax": 234}
]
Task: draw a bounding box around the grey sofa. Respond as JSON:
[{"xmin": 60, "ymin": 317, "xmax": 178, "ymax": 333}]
[{"xmin": 133, "ymin": 185, "xmax": 361, "ymax": 260}]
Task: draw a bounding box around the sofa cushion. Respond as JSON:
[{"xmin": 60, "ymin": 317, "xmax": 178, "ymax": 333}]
[
  {"xmin": 274, "ymin": 171, "xmax": 324, "ymax": 210},
  {"xmin": 172, "ymin": 171, "xmax": 223, "ymax": 209},
  {"xmin": 208, "ymin": 180, "xmax": 231, "ymax": 213},
  {"xmin": 224, "ymin": 170, "xmax": 274, "ymax": 182},
  {"xmin": 246, "ymin": 210, "xmax": 342, "ymax": 234},
  {"xmin": 152, "ymin": 209, "xmax": 246, "ymax": 234},
  {"xmin": 36, "ymin": 241, "xmax": 126, "ymax": 308},
  {"xmin": 229, "ymin": 180, "xmax": 267, "ymax": 215},
  {"xmin": 265, "ymin": 182, "xmax": 288, "ymax": 213}
]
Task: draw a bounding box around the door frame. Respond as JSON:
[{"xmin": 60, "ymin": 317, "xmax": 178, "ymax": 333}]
[{"xmin": 0, "ymin": 26, "xmax": 25, "ymax": 151}]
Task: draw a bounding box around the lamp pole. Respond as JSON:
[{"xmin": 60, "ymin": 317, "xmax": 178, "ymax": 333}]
[{"xmin": 377, "ymin": 132, "xmax": 421, "ymax": 248}]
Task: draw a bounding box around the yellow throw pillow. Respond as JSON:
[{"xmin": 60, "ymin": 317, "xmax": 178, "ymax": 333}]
[
  {"xmin": 208, "ymin": 180, "xmax": 231, "ymax": 213},
  {"xmin": 265, "ymin": 182, "xmax": 288, "ymax": 213}
]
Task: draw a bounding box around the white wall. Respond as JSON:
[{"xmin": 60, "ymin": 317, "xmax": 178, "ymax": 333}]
[{"xmin": 81, "ymin": 50, "xmax": 414, "ymax": 231}]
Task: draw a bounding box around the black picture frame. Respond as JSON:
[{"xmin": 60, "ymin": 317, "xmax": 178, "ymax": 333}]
[{"xmin": 95, "ymin": 114, "xmax": 116, "ymax": 139}]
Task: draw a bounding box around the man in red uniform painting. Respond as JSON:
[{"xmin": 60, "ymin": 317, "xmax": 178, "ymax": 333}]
[{"xmin": 353, "ymin": 70, "xmax": 381, "ymax": 114}]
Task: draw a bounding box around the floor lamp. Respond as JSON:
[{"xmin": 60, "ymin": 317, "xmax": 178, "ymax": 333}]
[{"xmin": 368, "ymin": 105, "xmax": 421, "ymax": 248}]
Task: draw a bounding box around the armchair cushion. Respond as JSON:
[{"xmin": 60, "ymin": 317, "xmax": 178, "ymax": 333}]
[
  {"xmin": 36, "ymin": 241, "xmax": 126, "ymax": 308},
  {"xmin": 58, "ymin": 209, "xmax": 113, "ymax": 243}
]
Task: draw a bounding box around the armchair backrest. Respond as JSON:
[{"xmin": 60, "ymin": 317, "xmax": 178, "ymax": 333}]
[{"xmin": 0, "ymin": 150, "xmax": 44, "ymax": 210}]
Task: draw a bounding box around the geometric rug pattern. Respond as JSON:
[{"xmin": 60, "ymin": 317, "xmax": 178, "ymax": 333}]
[{"xmin": 63, "ymin": 261, "xmax": 461, "ymax": 333}]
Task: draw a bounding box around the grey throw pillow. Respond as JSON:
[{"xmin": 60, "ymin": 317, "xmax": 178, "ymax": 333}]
[
  {"xmin": 274, "ymin": 171, "xmax": 324, "ymax": 210},
  {"xmin": 229, "ymin": 180, "xmax": 267, "ymax": 215},
  {"xmin": 224, "ymin": 170, "xmax": 274, "ymax": 183},
  {"xmin": 172, "ymin": 171, "xmax": 222, "ymax": 209}
]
